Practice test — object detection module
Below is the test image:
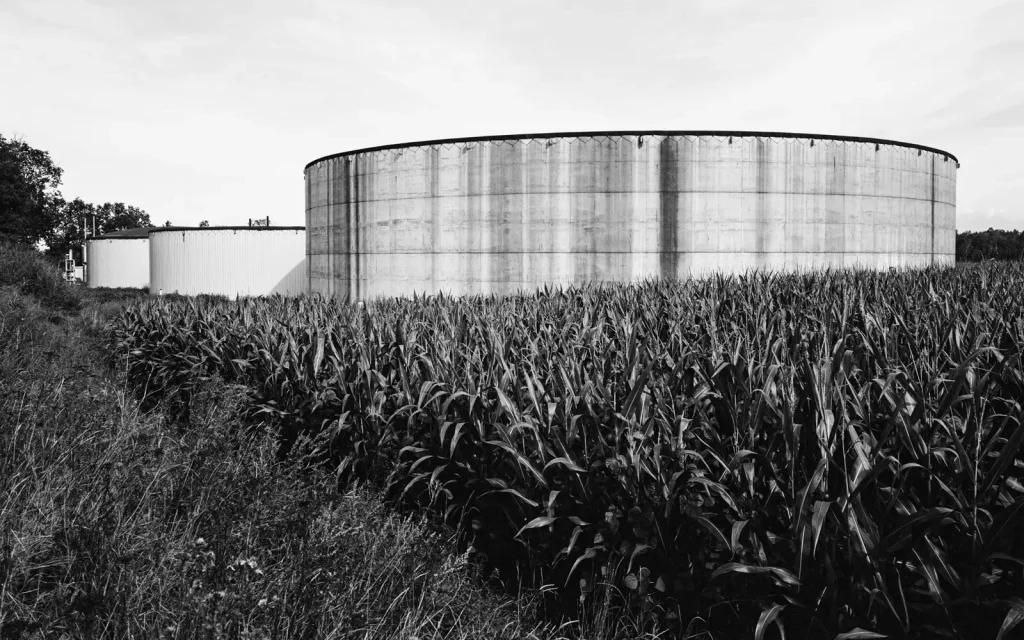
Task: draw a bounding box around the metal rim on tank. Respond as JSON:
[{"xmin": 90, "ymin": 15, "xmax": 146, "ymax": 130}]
[{"xmin": 304, "ymin": 130, "xmax": 959, "ymax": 169}]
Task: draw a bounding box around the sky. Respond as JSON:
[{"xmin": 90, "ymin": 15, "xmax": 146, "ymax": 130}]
[{"xmin": 1, "ymin": 0, "xmax": 1022, "ymax": 231}]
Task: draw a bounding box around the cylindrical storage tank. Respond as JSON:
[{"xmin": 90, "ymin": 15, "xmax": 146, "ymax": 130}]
[
  {"xmin": 149, "ymin": 227, "xmax": 307, "ymax": 298},
  {"xmin": 86, "ymin": 227, "xmax": 152, "ymax": 289},
  {"xmin": 305, "ymin": 131, "xmax": 957, "ymax": 300}
]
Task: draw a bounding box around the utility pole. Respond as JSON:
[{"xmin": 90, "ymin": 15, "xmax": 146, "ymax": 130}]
[
  {"xmin": 82, "ymin": 217, "xmax": 88, "ymax": 284},
  {"xmin": 82, "ymin": 213, "xmax": 95, "ymax": 284}
]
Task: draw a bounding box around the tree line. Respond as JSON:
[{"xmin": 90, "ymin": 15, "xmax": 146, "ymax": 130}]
[
  {"xmin": 956, "ymin": 228, "xmax": 1024, "ymax": 261},
  {"xmin": 0, "ymin": 133, "xmax": 154, "ymax": 261}
]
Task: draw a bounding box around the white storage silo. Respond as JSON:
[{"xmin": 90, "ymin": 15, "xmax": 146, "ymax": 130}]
[
  {"xmin": 306, "ymin": 131, "xmax": 957, "ymax": 299},
  {"xmin": 86, "ymin": 228, "xmax": 152, "ymax": 289},
  {"xmin": 149, "ymin": 227, "xmax": 306, "ymax": 298}
]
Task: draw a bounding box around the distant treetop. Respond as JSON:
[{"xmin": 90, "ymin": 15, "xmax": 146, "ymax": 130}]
[{"xmin": 957, "ymin": 229, "xmax": 1024, "ymax": 261}]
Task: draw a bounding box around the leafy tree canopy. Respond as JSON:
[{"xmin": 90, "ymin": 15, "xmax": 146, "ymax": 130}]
[
  {"xmin": 46, "ymin": 199, "xmax": 152, "ymax": 260},
  {"xmin": 0, "ymin": 133, "xmax": 63, "ymax": 246},
  {"xmin": 1, "ymin": 132, "xmax": 152, "ymax": 259},
  {"xmin": 956, "ymin": 229, "xmax": 1024, "ymax": 261}
]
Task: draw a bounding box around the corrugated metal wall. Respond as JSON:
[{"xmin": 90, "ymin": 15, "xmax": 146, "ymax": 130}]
[
  {"xmin": 86, "ymin": 238, "xmax": 150, "ymax": 289},
  {"xmin": 305, "ymin": 133, "xmax": 957, "ymax": 300},
  {"xmin": 149, "ymin": 228, "xmax": 307, "ymax": 298}
]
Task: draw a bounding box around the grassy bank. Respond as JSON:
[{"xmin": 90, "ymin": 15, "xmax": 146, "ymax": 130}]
[{"xmin": 0, "ymin": 244, "xmax": 580, "ymax": 639}]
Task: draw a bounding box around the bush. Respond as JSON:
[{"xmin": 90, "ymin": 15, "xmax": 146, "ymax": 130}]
[
  {"xmin": 80, "ymin": 286, "xmax": 148, "ymax": 306},
  {"xmin": 0, "ymin": 240, "xmax": 79, "ymax": 313}
]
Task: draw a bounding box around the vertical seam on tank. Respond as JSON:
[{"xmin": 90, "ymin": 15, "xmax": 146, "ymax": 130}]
[
  {"xmin": 659, "ymin": 137, "xmax": 679, "ymax": 279},
  {"xmin": 332, "ymin": 161, "xmax": 338, "ymax": 298},
  {"xmin": 354, "ymin": 157, "xmax": 360, "ymax": 301},
  {"xmin": 345, "ymin": 158, "xmax": 352, "ymax": 303},
  {"xmin": 329, "ymin": 160, "xmax": 333, "ymax": 299},
  {"xmin": 931, "ymin": 154, "xmax": 936, "ymax": 266},
  {"xmin": 756, "ymin": 138, "xmax": 767, "ymax": 266},
  {"xmin": 327, "ymin": 162, "xmax": 332, "ymax": 298},
  {"xmin": 304, "ymin": 169, "xmax": 309, "ymax": 294},
  {"xmin": 430, "ymin": 146, "xmax": 440, "ymax": 292}
]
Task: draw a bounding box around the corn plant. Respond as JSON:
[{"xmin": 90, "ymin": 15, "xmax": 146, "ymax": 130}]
[{"xmin": 111, "ymin": 264, "xmax": 1024, "ymax": 639}]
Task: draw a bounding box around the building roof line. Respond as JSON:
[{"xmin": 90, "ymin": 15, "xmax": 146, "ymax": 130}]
[{"xmin": 147, "ymin": 226, "xmax": 305, "ymax": 234}]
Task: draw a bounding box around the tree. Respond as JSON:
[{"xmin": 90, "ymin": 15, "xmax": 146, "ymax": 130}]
[
  {"xmin": 199, "ymin": 220, "xmax": 210, "ymax": 227},
  {"xmin": 45, "ymin": 199, "xmax": 152, "ymax": 260},
  {"xmin": 956, "ymin": 229, "xmax": 1024, "ymax": 261},
  {"xmin": 163, "ymin": 220, "xmax": 173, "ymax": 227},
  {"xmin": 96, "ymin": 202, "xmax": 151, "ymax": 234},
  {"xmin": 0, "ymin": 133, "xmax": 63, "ymax": 246},
  {"xmin": 45, "ymin": 197, "xmax": 94, "ymax": 260}
]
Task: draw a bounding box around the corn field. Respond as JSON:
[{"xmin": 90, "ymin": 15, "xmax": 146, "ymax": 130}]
[{"xmin": 112, "ymin": 265, "xmax": 1024, "ymax": 639}]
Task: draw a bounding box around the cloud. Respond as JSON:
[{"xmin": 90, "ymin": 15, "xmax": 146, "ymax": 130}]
[{"xmin": 977, "ymin": 103, "xmax": 1024, "ymax": 129}]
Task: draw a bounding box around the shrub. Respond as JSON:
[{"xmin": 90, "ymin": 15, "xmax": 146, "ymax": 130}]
[{"xmin": 0, "ymin": 240, "xmax": 79, "ymax": 313}]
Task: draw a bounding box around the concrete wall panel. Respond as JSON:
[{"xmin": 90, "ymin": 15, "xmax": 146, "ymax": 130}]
[{"xmin": 306, "ymin": 133, "xmax": 957, "ymax": 300}]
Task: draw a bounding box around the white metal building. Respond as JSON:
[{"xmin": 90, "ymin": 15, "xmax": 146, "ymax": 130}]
[
  {"xmin": 86, "ymin": 228, "xmax": 152, "ymax": 289},
  {"xmin": 149, "ymin": 227, "xmax": 307, "ymax": 298}
]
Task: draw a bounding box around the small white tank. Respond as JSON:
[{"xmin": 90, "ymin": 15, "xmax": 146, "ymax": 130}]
[
  {"xmin": 149, "ymin": 226, "xmax": 307, "ymax": 298},
  {"xmin": 86, "ymin": 228, "xmax": 152, "ymax": 289}
]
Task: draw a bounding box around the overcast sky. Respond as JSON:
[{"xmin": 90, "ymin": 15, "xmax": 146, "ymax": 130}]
[{"xmin": 1, "ymin": 0, "xmax": 1021, "ymax": 231}]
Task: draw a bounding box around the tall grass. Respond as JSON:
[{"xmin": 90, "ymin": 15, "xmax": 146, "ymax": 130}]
[
  {"xmin": 0, "ymin": 256, "xmax": 560, "ymax": 639},
  {"xmin": 114, "ymin": 265, "xmax": 1024, "ymax": 639}
]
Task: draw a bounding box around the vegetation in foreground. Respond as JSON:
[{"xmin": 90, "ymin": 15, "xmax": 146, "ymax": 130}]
[
  {"xmin": 115, "ymin": 263, "xmax": 1024, "ymax": 639},
  {"xmin": 0, "ymin": 244, "xmax": 565, "ymax": 639}
]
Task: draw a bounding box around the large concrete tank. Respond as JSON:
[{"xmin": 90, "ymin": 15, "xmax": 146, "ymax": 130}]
[
  {"xmin": 86, "ymin": 227, "xmax": 152, "ymax": 289},
  {"xmin": 305, "ymin": 131, "xmax": 957, "ymax": 300},
  {"xmin": 149, "ymin": 227, "xmax": 307, "ymax": 298}
]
